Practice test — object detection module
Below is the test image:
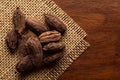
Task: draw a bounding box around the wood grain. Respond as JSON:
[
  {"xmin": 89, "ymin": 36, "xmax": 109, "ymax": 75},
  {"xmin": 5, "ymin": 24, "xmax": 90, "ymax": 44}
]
[{"xmin": 53, "ymin": 0, "xmax": 120, "ymax": 80}]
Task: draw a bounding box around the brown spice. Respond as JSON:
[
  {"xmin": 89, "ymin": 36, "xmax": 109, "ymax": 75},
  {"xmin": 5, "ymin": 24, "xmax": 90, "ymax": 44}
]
[
  {"xmin": 43, "ymin": 52, "xmax": 63, "ymax": 64},
  {"xmin": 43, "ymin": 42, "xmax": 65, "ymax": 52},
  {"xmin": 13, "ymin": 7, "xmax": 26, "ymax": 35},
  {"xmin": 18, "ymin": 30, "xmax": 37, "ymax": 57},
  {"xmin": 26, "ymin": 18, "xmax": 49, "ymax": 36},
  {"xmin": 5, "ymin": 7, "xmax": 67, "ymax": 73},
  {"xmin": 16, "ymin": 55, "xmax": 34, "ymax": 73},
  {"xmin": 5, "ymin": 29, "xmax": 18, "ymax": 52},
  {"xmin": 39, "ymin": 30, "xmax": 61, "ymax": 44},
  {"xmin": 16, "ymin": 37, "xmax": 43, "ymax": 72},
  {"xmin": 45, "ymin": 14, "xmax": 67, "ymax": 34}
]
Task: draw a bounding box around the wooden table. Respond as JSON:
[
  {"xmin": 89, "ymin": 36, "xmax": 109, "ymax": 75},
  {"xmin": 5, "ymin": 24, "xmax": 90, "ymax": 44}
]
[{"xmin": 53, "ymin": 0, "xmax": 120, "ymax": 80}]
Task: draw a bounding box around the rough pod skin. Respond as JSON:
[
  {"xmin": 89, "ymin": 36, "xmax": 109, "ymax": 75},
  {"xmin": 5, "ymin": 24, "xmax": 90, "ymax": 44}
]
[
  {"xmin": 26, "ymin": 37, "xmax": 43, "ymax": 55},
  {"xmin": 39, "ymin": 30, "xmax": 61, "ymax": 44},
  {"xmin": 18, "ymin": 30, "xmax": 37, "ymax": 57},
  {"xmin": 43, "ymin": 52, "xmax": 63, "ymax": 64},
  {"xmin": 26, "ymin": 37, "xmax": 43, "ymax": 67},
  {"xmin": 26, "ymin": 18, "xmax": 49, "ymax": 36},
  {"xmin": 13, "ymin": 7, "xmax": 26, "ymax": 36},
  {"xmin": 44, "ymin": 14, "xmax": 67, "ymax": 34},
  {"xmin": 16, "ymin": 37, "xmax": 43, "ymax": 73},
  {"xmin": 5, "ymin": 29, "xmax": 18, "ymax": 52},
  {"xmin": 43, "ymin": 42, "xmax": 65, "ymax": 52},
  {"xmin": 16, "ymin": 55, "xmax": 34, "ymax": 73}
]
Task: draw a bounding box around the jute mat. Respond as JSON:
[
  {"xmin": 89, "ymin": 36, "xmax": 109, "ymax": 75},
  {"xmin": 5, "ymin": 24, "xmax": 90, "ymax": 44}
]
[{"xmin": 0, "ymin": 0, "xmax": 90, "ymax": 80}]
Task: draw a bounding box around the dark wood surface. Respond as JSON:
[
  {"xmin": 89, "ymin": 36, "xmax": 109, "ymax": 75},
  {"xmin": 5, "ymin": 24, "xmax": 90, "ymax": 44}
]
[{"xmin": 53, "ymin": 0, "xmax": 120, "ymax": 80}]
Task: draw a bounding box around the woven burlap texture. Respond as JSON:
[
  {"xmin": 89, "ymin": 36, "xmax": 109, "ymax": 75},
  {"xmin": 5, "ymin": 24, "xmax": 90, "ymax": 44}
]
[{"xmin": 0, "ymin": 0, "xmax": 90, "ymax": 80}]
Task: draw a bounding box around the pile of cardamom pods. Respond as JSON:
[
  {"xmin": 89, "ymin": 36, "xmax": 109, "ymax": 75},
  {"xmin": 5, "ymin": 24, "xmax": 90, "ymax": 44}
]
[{"xmin": 5, "ymin": 7, "xmax": 67, "ymax": 73}]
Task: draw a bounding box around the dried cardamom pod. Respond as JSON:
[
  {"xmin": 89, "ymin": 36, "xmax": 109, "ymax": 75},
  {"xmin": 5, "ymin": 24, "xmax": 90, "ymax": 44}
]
[
  {"xmin": 25, "ymin": 37, "xmax": 43, "ymax": 67},
  {"xmin": 30, "ymin": 54, "xmax": 43, "ymax": 68},
  {"xmin": 18, "ymin": 30, "xmax": 37, "ymax": 57},
  {"xmin": 5, "ymin": 29, "xmax": 18, "ymax": 52},
  {"xmin": 43, "ymin": 42, "xmax": 65, "ymax": 52},
  {"xmin": 16, "ymin": 55, "xmax": 34, "ymax": 73},
  {"xmin": 13, "ymin": 7, "xmax": 26, "ymax": 35},
  {"xmin": 26, "ymin": 37, "xmax": 42, "ymax": 54},
  {"xmin": 43, "ymin": 52, "xmax": 63, "ymax": 64},
  {"xmin": 16, "ymin": 37, "xmax": 43, "ymax": 73},
  {"xmin": 21, "ymin": 30, "xmax": 37, "ymax": 42},
  {"xmin": 26, "ymin": 18, "xmax": 49, "ymax": 36},
  {"xmin": 39, "ymin": 30, "xmax": 61, "ymax": 44},
  {"xmin": 44, "ymin": 14, "xmax": 67, "ymax": 34}
]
